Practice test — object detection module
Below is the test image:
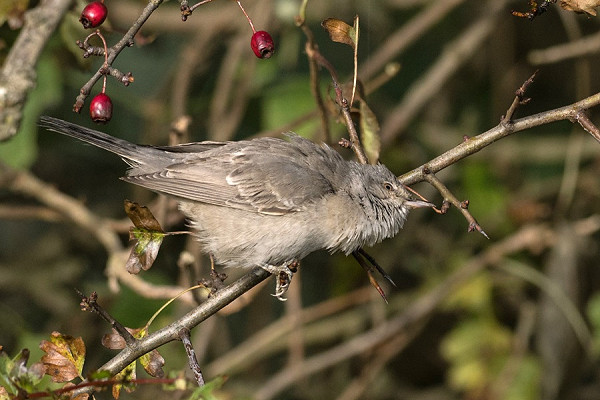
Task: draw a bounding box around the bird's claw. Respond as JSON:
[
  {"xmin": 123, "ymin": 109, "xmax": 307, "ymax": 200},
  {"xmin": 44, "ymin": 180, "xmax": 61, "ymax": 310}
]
[{"xmin": 262, "ymin": 263, "xmax": 296, "ymax": 301}]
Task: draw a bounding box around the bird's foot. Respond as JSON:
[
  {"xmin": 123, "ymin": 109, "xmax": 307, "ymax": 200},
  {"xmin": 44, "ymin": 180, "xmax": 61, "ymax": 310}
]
[{"xmin": 261, "ymin": 261, "xmax": 299, "ymax": 301}]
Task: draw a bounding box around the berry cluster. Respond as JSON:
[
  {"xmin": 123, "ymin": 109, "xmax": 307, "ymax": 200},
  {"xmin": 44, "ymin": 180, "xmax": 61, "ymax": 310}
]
[
  {"xmin": 79, "ymin": 1, "xmax": 113, "ymax": 123},
  {"xmin": 74, "ymin": 0, "xmax": 274, "ymax": 125}
]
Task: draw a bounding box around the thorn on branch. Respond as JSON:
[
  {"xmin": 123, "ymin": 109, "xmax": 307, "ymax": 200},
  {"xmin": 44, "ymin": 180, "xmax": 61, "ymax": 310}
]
[
  {"xmin": 422, "ymin": 172, "xmax": 489, "ymax": 238},
  {"xmin": 515, "ymin": 70, "xmax": 538, "ymax": 102},
  {"xmin": 469, "ymin": 221, "xmax": 490, "ymax": 239}
]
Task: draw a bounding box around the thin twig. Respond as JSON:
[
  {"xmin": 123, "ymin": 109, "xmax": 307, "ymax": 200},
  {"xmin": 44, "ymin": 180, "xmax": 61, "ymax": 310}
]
[
  {"xmin": 79, "ymin": 291, "xmax": 137, "ymax": 346},
  {"xmin": 422, "ymin": 169, "xmax": 489, "ymax": 238},
  {"xmin": 299, "ymin": 23, "xmax": 331, "ymax": 143},
  {"xmin": 502, "ymin": 70, "xmax": 538, "ymax": 123},
  {"xmin": 179, "ymin": 328, "xmax": 205, "ymax": 386},
  {"xmin": 304, "ymin": 44, "xmax": 368, "ymax": 164}
]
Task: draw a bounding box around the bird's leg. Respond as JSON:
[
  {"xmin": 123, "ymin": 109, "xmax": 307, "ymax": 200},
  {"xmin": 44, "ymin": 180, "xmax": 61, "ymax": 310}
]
[
  {"xmin": 261, "ymin": 260, "xmax": 299, "ymax": 301},
  {"xmin": 199, "ymin": 254, "xmax": 227, "ymax": 296}
]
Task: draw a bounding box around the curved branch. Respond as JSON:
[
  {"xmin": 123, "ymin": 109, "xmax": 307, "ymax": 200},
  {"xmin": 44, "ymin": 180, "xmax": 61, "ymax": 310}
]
[
  {"xmin": 73, "ymin": 267, "xmax": 271, "ymax": 396},
  {"xmin": 400, "ymin": 91, "xmax": 600, "ymax": 185}
]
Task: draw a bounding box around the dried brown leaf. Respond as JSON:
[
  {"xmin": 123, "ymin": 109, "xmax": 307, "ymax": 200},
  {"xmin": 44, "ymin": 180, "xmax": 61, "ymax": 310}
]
[
  {"xmin": 102, "ymin": 327, "xmax": 147, "ymax": 350},
  {"xmin": 140, "ymin": 350, "xmax": 165, "ymax": 378},
  {"xmin": 124, "ymin": 200, "xmax": 163, "ymax": 232},
  {"xmin": 322, "ymin": 18, "xmax": 357, "ymax": 48},
  {"xmin": 559, "ymin": 0, "xmax": 599, "ymax": 15},
  {"xmin": 39, "ymin": 332, "xmax": 85, "ymax": 383}
]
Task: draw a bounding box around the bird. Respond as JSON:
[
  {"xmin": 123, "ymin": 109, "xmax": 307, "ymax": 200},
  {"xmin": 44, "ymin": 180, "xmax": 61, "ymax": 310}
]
[{"xmin": 40, "ymin": 116, "xmax": 432, "ymax": 299}]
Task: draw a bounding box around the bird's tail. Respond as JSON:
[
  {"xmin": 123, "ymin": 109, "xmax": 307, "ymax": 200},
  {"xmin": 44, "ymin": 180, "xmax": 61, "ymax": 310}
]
[{"xmin": 39, "ymin": 116, "xmax": 168, "ymax": 167}]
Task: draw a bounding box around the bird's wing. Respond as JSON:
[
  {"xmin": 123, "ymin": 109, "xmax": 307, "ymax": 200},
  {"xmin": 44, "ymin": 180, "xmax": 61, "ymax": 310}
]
[{"xmin": 123, "ymin": 139, "xmax": 336, "ymax": 215}]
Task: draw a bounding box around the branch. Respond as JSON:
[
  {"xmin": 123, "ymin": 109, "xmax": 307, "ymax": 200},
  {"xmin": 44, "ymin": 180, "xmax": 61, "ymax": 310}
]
[
  {"xmin": 399, "ymin": 91, "xmax": 600, "ymax": 186},
  {"xmin": 528, "ymin": 30, "xmax": 600, "ymax": 65},
  {"xmin": 0, "ymin": 0, "xmax": 71, "ymax": 140},
  {"xmin": 74, "ymin": 0, "xmax": 165, "ymax": 112},
  {"xmin": 73, "ymin": 267, "xmax": 271, "ymax": 396}
]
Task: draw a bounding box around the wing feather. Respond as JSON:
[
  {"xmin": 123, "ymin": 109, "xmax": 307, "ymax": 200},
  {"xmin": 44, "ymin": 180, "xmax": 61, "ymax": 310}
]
[{"xmin": 122, "ymin": 136, "xmax": 337, "ymax": 214}]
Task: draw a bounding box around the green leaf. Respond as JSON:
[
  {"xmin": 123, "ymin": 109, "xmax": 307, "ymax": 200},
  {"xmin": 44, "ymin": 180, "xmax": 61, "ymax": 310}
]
[{"xmin": 186, "ymin": 376, "xmax": 227, "ymax": 400}]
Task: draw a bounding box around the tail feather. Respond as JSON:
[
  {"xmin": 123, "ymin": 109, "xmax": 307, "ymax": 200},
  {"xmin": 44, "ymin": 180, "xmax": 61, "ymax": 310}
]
[{"xmin": 39, "ymin": 116, "xmax": 166, "ymax": 167}]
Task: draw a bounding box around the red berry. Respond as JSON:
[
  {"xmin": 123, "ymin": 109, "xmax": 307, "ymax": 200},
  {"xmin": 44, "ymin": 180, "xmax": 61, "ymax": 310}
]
[
  {"xmin": 250, "ymin": 31, "xmax": 274, "ymax": 59},
  {"xmin": 80, "ymin": 1, "xmax": 108, "ymax": 29},
  {"xmin": 90, "ymin": 93, "xmax": 113, "ymax": 123}
]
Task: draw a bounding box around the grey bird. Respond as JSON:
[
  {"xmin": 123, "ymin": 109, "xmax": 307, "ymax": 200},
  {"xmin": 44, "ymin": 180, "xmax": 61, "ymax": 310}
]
[{"xmin": 40, "ymin": 116, "xmax": 432, "ymax": 299}]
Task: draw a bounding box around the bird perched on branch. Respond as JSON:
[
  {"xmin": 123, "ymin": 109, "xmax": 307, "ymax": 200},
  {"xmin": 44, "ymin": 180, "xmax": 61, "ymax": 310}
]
[{"xmin": 40, "ymin": 116, "xmax": 432, "ymax": 300}]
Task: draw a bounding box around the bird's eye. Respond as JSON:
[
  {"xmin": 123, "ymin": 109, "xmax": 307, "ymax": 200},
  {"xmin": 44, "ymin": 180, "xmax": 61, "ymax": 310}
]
[{"xmin": 383, "ymin": 182, "xmax": 393, "ymax": 191}]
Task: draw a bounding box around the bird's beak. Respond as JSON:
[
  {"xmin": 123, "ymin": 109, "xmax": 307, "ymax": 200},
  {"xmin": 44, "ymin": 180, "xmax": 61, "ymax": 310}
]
[{"xmin": 404, "ymin": 199, "xmax": 435, "ymax": 209}]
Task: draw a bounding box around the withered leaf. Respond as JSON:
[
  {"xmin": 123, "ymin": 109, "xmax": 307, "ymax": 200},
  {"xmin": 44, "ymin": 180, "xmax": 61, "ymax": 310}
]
[
  {"xmin": 124, "ymin": 200, "xmax": 166, "ymax": 273},
  {"xmin": 559, "ymin": 0, "xmax": 599, "ymax": 15},
  {"xmin": 124, "ymin": 200, "xmax": 163, "ymax": 232},
  {"xmin": 101, "ymin": 326, "xmax": 146, "ymax": 350},
  {"xmin": 140, "ymin": 350, "xmax": 165, "ymax": 378},
  {"xmin": 126, "ymin": 228, "xmax": 166, "ymax": 273},
  {"xmin": 359, "ymin": 100, "xmax": 381, "ymax": 164},
  {"xmin": 39, "ymin": 332, "xmax": 85, "ymax": 383},
  {"xmin": 322, "ymin": 18, "xmax": 357, "ymax": 48}
]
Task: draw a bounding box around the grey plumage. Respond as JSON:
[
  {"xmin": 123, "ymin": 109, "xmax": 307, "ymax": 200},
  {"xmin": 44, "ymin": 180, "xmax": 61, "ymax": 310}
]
[{"xmin": 40, "ymin": 116, "xmax": 431, "ymax": 298}]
